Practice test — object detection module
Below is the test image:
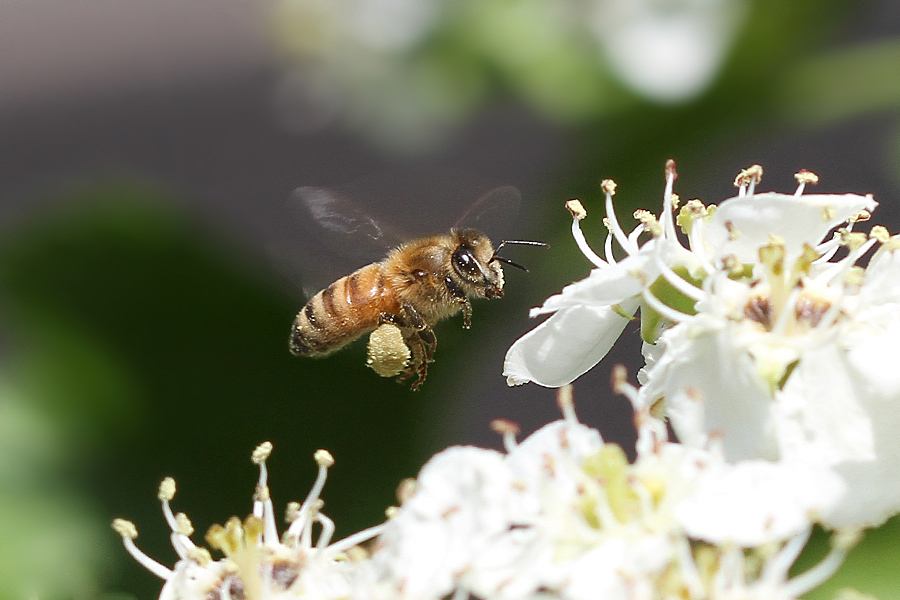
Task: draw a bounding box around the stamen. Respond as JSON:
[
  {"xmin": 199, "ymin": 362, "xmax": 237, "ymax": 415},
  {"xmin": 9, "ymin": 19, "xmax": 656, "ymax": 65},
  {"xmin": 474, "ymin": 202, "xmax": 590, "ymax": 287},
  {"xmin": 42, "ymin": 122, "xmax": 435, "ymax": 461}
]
[
  {"xmin": 734, "ymin": 165, "xmax": 764, "ymax": 196},
  {"xmin": 794, "ymin": 169, "xmax": 819, "ymax": 196},
  {"xmin": 676, "ymin": 537, "xmax": 705, "ymax": 597},
  {"xmin": 818, "ymin": 237, "xmax": 878, "ymax": 285},
  {"xmin": 315, "ymin": 512, "xmax": 336, "ymax": 549},
  {"xmin": 603, "ymin": 179, "xmax": 637, "ymax": 255},
  {"xmin": 287, "ymin": 450, "xmax": 334, "ymax": 540},
  {"xmin": 251, "ymin": 442, "xmax": 279, "ymax": 545},
  {"xmin": 661, "ymin": 160, "xmax": 679, "ymax": 241},
  {"xmin": 396, "ymin": 478, "xmax": 418, "ymax": 505},
  {"xmin": 556, "ymin": 384, "xmax": 578, "ymax": 425},
  {"xmin": 112, "ymin": 519, "xmax": 174, "ymax": 580},
  {"xmin": 783, "ymin": 530, "xmax": 859, "ymax": 596},
  {"xmin": 653, "ymin": 245, "xmax": 705, "ymax": 302},
  {"xmin": 762, "ymin": 527, "xmax": 811, "ymax": 583},
  {"xmin": 157, "ymin": 477, "xmax": 194, "ymax": 558},
  {"xmin": 627, "ymin": 223, "xmax": 647, "ymax": 247},
  {"xmin": 325, "ymin": 524, "xmax": 386, "ymax": 556},
  {"xmin": 641, "ymin": 287, "xmax": 693, "ymax": 324},
  {"xmin": 490, "ymin": 419, "xmax": 520, "ymax": 452},
  {"xmin": 603, "ymin": 218, "xmax": 617, "ymax": 265}
]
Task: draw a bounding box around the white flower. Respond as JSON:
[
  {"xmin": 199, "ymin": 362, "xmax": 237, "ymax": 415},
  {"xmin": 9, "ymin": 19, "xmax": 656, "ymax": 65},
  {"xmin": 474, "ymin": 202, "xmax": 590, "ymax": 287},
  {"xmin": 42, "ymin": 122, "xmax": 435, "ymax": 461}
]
[
  {"xmin": 636, "ymin": 206, "xmax": 900, "ymax": 526},
  {"xmin": 369, "ymin": 380, "xmax": 856, "ymax": 599},
  {"xmin": 113, "ymin": 443, "xmax": 382, "ymax": 600},
  {"xmin": 504, "ymin": 163, "xmax": 875, "ymax": 388}
]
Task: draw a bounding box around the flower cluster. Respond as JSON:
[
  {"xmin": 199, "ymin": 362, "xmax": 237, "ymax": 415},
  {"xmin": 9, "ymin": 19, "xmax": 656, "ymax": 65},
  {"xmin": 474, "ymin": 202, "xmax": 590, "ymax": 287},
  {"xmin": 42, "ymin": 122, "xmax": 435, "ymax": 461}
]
[
  {"xmin": 118, "ymin": 162, "xmax": 893, "ymax": 599},
  {"xmin": 505, "ymin": 161, "xmax": 900, "ymax": 531},
  {"xmin": 113, "ymin": 444, "xmax": 383, "ymax": 599},
  {"xmin": 116, "ymin": 381, "xmax": 856, "ymax": 599}
]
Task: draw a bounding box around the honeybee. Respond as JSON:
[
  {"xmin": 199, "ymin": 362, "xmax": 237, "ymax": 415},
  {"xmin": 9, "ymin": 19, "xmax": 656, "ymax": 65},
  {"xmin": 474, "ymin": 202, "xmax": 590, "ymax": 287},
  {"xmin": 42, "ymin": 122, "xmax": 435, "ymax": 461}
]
[{"xmin": 286, "ymin": 186, "xmax": 545, "ymax": 390}]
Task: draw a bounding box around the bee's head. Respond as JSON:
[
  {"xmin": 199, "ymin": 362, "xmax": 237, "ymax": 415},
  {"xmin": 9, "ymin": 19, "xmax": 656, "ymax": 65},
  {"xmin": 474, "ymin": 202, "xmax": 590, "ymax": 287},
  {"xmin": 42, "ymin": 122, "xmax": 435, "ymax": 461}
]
[
  {"xmin": 450, "ymin": 230, "xmax": 547, "ymax": 299},
  {"xmin": 450, "ymin": 229, "xmax": 505, "ymax": 299}
]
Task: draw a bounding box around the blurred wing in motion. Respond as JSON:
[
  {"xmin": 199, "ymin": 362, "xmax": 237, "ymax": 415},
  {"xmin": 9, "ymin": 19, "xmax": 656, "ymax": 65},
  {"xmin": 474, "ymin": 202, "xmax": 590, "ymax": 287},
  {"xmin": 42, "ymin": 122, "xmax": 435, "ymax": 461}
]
[
  {"xmin": 271, "ymin": 187, "xmax": 406, "ymax": 298},
  {"xmin": 270, "ymin": 181, "xmax": 522, "ymax": 299},
  {"xmin": 454, "ymin": 185, "xmax": 522, "ymax": 239}
]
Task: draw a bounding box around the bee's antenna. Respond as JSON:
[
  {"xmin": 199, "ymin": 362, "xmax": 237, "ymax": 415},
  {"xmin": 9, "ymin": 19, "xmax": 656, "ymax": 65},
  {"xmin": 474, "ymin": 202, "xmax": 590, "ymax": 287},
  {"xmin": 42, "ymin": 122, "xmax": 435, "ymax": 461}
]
[
  {"xmin": 493, "ymin": 240, "xmax": 549, "ymax": 254},
  {"xmin": 490, "ymin": 239, "xmax": 548, "ymax": 272},
  {"xmin": 491, "ymin": 255, "xmax": 530, "ymax": 272}
]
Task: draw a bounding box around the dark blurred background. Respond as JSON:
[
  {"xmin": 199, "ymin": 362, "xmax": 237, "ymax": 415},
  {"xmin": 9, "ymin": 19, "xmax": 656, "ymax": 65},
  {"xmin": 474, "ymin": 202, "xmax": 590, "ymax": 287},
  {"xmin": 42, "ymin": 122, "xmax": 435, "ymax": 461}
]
[{"xmin": 1, "ymin": 0, "xmax": 899, "ymax": 598}]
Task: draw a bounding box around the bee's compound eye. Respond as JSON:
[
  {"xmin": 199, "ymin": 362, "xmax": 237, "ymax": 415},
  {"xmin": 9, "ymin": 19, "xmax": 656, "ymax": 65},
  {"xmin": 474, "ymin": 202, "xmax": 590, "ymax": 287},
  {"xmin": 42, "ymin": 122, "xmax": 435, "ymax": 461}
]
[{"xmin": 452, "ymin": 248, "xmax": 479, "ymax": 278}]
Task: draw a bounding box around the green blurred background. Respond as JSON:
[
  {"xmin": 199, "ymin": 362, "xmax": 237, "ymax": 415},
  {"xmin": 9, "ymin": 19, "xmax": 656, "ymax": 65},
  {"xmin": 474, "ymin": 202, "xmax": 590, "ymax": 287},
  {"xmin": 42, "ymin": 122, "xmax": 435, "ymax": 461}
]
[{"xmin": 1, "ymin": 0, "xmax": 899, "ymax": 597}]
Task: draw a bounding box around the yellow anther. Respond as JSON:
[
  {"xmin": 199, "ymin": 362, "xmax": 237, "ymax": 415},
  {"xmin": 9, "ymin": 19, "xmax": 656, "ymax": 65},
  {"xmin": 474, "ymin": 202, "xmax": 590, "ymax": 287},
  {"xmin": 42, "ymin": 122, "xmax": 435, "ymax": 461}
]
[
  {"xmin": 610, "ymin": 364, "xmax": 628, "ymax": 393},
  {"xmin": 670, "ymin": 193, "xmax": 681, "ymax": 210},
  {"xmin": 734, "ymin": 164, "xmax": 764, "ymax": 187},
  {"xmin": 285, "ymin": 501, "xmax": 301, "ymax": 523},
  {"xmin": 565, "ymin": 199, "xmax": 587, "ymax": 220},
  {"xmin": 187, "ymin": 547, "xmax": 212, "ymax": 565},
  {"xmin": 490, "ymin": 419, "xmax": 520, "ymax": 436},
  {"xmin": 870, "ymin": 225, "xmax": 890, "ymax": 243},
  {"xmin": 175, "ymin": 512, "xmax": 195, "ymax": 536},
  {"xmin": 849, "ymin": 210, "xmax": 871, "ymax": 223},
  {"xmin": 314, "ymin": 449, "xmax": 335, "ymax": 468},
  {"xmin": 252, "ymin": 442, "xmax": 273, "ymax": 464},
  {"xmin": 396, "ymin": 478, "xmax": 418, "ymax": 504},
  {"xmin": 633, "ymin": 209, "xmax": 661, "ymax": 237},
  {"xmin": 725, "ymin": 220, "xmax": 741, "ymax": 241},
  {"xmin": 243, "ymin": 515, "xmax": 263, "ymax": 543},
  {"xmin": 840, "ymin": 231, "xmax": 867, "ymax": 250},
  {"xmin": 601, "ymin": 179, "xmax": 617, "ymax": 196},
  {"xmin": 158, "ymin": 477, "xmax": 176, "ymax": 502},
  {"xmin": 112, "ymin": 518, "xmax": 138, "ymax": 539},
  {"xmin": 822, "ymin": 206, "xmax": 836, "ymax": 221},
  {"xmin": 794, "ymin": 170, "xmax": 819, "ymax": 185}
]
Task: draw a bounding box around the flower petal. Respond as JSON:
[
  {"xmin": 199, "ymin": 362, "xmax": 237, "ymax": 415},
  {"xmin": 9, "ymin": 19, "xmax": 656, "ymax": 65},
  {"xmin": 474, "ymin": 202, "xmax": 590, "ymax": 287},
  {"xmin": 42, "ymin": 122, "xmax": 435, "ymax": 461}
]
[
  {"xmin": 531, "ymin": 251, "xmax": 656, "ymax": 316},
  {"xmin": 504, "ymin": 300, "xmax": 639, "ymax": 387},
  {"xmin": 704, "ymin": 193, "xmax": 877, "ymax": 263},
  {"xmin": 639, "ymin": 321, "xmax": 779, "ymax": 461},
  {"xmin": 678, "ymin": 460, "xmax": 844, "ymax": 546}
]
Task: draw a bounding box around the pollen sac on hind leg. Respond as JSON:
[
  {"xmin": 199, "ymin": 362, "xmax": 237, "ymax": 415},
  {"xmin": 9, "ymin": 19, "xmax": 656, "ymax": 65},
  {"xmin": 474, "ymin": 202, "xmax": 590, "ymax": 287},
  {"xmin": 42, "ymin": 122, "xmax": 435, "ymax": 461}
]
[{"xmin": 366, "ymin": 323, "xmax": 411, "ymax": 378}]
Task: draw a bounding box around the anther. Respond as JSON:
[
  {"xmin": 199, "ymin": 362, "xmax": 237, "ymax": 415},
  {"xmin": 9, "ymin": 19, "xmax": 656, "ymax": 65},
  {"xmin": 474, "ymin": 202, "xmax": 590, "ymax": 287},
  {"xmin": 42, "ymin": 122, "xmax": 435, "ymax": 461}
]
[
  {"xmin": 113, "ymin": 518, "xmax": 138, "ymax": 539},
  {"xmin": 850, "ymin": 210, "xmax": 871, "ymax": 223},
  {"xmin": 252, "ymin": 441, "xmax": 273, "ymax": 464},
  {"xmin": 870, "ymin": 225, "xmax": 890, "ymax": 243},
  {"xmin": 565, "ymin": 199, "xmax": 587, "ymax": 220},
  {"xmin": 794, "ymin": 170, "xmax": 819, "ymax": 185},
  {"xmin": 187, "ymin": 547, "xmax": 212, "ymax": 565},
  {"xmin": 491, "ymin": 418, "xmax": 521, "ymax": 452},
  {"xmin": 665, "ymin": 159, "xmax": 678, "ymax": 181},
  {"xmin": 490, "ymin": 418, "xmax": 520, "ymax": 437},
  {"xmin": 175, "ymin": 513, "xmax": 194, "ymax": 536},
  {"xmin": 601, "ymin": 179, "xmax": 617, "ymax": 195},
  {"xmin": 158, "ymin": 477, "xmax": 176, "ymax": 502},
  {"xmin": 610, "ymin": 365, "xmax": 628, "ymax": 394},
  {"xmin": 315, "ymin": 449, "xmax": 335, "ymax": 468},
  {"xmin": 285, "ymin": 501, "xmax": 301, "ymax": 523},
  {"xmin": 396, "ymin": 478, "xmax": 418, "ymax": 504},
  {"xmin": 633, "ymin": 209, "xmax": 662, "ymax": 237}
]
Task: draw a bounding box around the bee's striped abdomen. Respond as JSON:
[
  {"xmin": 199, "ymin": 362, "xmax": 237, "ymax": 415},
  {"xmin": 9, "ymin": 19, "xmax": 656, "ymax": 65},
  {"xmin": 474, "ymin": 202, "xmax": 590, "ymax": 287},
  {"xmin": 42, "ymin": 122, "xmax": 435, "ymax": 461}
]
[{"xmin": 289, "ymin": 263, "xmax": 391, "ymax": 357}]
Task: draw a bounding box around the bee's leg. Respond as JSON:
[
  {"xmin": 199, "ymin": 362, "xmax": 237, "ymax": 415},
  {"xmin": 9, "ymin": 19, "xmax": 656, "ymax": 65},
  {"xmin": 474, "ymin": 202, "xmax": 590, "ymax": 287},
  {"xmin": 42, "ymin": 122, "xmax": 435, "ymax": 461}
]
[
  {"xmin": 394, "ymin": 303, "xmax": 436, "ymax": 390},
  {"xmin": 400, "ymin": 303, "xmax": 436, "ymax": 362},
  {"xmin": 444, "ymin": 275, "xmax": 472, "ymax": 329}
]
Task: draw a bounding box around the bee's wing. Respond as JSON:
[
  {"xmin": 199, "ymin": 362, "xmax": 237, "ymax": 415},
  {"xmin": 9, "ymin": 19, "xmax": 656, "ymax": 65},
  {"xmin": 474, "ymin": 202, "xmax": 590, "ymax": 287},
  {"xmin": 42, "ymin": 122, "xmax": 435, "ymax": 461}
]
[
  {"xmin": 453, "ymin": 185, "xmax": 522, "ymax": 239},
  {"xmin": 270, "ymin": 186, "xmax": 407, "ymax": 299}
]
